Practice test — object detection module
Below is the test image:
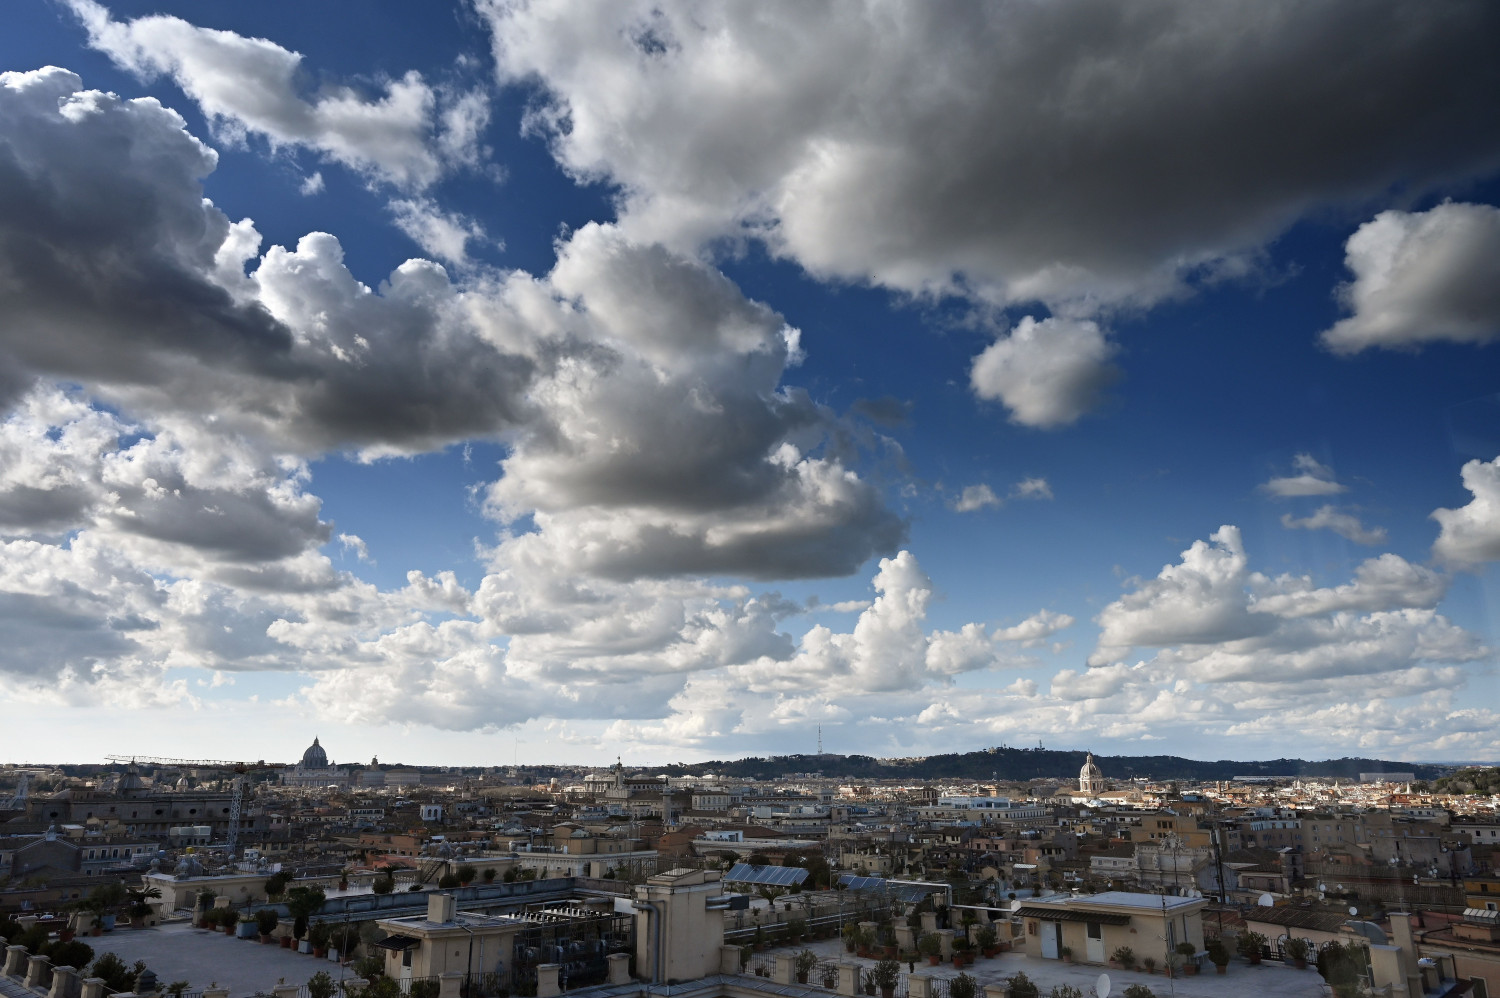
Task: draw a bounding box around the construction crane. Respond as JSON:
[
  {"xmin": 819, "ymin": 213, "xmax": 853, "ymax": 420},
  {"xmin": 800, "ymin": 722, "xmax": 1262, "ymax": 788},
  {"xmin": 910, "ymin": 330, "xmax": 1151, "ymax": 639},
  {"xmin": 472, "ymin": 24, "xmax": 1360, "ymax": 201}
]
[
  {"xmin": 1, "ymin": 772, "xmax": 29, "ymax": 810},
  {"xmin": 103, "ymin": 755, "xmax": 276, "ymax": 859}
]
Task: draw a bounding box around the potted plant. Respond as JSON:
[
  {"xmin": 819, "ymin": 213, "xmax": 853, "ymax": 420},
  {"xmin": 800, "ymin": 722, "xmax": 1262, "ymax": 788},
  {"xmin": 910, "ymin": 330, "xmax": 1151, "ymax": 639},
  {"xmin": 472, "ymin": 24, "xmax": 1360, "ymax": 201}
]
[
  {"xmin": 821, "ymin": 966, "xmax": 838, "ymax": 990},
  {"xmin": 1206, "ymin": 938, "xmax": 1229, "ymax": 974},
  {"xmin": 948, "ymin": 973, "xmax": 977, "ymax": 998},
  {"xmin": 861, "ymin": 970, "xmax": 876, "ymax": 997},
  {"xmin": 1003, "ymin": 972, "xmax": 1039, "ymax": 998},
  {"xmin": 1175, "ymin": 941, "xmax": 1198, "ymax": 975},
  {"xmin": 975, "ymin": 926, "xmax": 998, "ymax": 958},
  {"xmin": 309, "ymin": 921, "xmax": 331, "ymax": 959},
  {"xmin": 286, "ymin": 886, "xmax": 326, "ymax": 954},
  {"xmin": 307, "ymin": 971, "xmax": 337, "ymax": 998},
  {"xmin": 857, "ymin": 927, "xmax": 875, "ymax": 958},
  {"xmin": 794, "ymin": 949, "xmax": 817, "ymax": 984},
  {"xmin": 1060, "ymin": 945, "xmax": 1073, "ymax": 964},
  {"xmin": 1237, "ymin": 931, "xmax": 1265, "ymax": 965},
  {"xmin": 1284, "ymin": 937, "xmax": 1309, "ymax": 970},
  {"xmin": 456, "ymin": 864, "xmax": 477, "ymax": 887},
  {"xmin": 127, "ymin": 887, "xmax": 162, "ymax": 929},
  {"xmin": 1111, "ymin": 946, "xmax": 1134, "ymax": 970},
  {"xmin": 841, "ymin": 923, "xmax": 858, "ymax": 953},
  {"xmin": 739, "ymin": 946, "xmax": 753, "ymax": 972},
  {"xmin": 330, "ymin": 924, "xmax": 360, "ymax": 964},
  {"xmin": 871, "ymin": 960, "xmax": 900, "ymax": 998},
  {"xmin": 1142, "ymin": 956, "xmax": 1156, "ymax": 975},
  {"xmin": 1121, "ymin": 986, "xmax": 1157, "ymax": 998},
  {"xmin": 256, "ymin": 909, "xmax": 279, "ymax": 943},
  {"xmin": 918, "ymin": 933, "xmax": 941, "ymax": 965},
  {"xmin": 237, "ymin": 914, "xmax": 259, "ymax": 940}
]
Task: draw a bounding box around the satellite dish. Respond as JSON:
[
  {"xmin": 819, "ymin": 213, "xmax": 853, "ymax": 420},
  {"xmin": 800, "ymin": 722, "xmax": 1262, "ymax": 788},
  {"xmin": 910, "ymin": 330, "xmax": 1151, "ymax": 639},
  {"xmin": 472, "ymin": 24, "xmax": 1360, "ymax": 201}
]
[
  {"xmin": 1349, "ymin": 906, "xmax": 1358, "ymax": 916},
  {"xmin": 1318, "ymin": 883, "xmax": 1327, "ymax": 892},
  {"xmin": 1257, "ymin": 893, "xmax": 1275, "ymax": 907},
  {"xmin": 1009, "ymin": 899, "xmax": 1023, "ymax": 912},
  {"xmin": 1095, "ymin": 973, "xmax": 1111, "ymax": 998}
]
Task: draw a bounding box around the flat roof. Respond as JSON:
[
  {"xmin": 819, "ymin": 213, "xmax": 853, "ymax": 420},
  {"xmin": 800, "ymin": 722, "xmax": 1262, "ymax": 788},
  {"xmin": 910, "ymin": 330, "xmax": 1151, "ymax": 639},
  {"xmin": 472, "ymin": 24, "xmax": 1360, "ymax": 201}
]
[{"xmin": 1031, "ymin": 891, "xmax": 1203, "ymax": 912}]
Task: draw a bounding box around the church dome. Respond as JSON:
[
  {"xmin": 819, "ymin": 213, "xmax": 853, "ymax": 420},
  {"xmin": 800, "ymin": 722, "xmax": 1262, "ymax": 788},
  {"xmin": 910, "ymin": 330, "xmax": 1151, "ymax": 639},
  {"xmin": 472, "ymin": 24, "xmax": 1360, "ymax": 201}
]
[
  {"xmin": 301, "ymin": 737, "xmax": 329, "ymax": 770},
  {"xmin": 1079, "ymin": 752, "xmax": 1104, "ymax": 794}
]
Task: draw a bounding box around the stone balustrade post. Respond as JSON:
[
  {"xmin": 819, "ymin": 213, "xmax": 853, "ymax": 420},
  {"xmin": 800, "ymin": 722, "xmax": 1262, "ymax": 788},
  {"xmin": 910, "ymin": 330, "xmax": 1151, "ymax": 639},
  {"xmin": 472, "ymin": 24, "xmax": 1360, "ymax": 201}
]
[
  {"xmin": 47, "ymin": 964, "xmax": 79, "ymax": 998},
  {"xmin": 837, "ymin": 963, "xmax": 860, "ymax": 997},
  {"xmin": 4, "ymin": 945, "xmax": 28, "ymax": 977},
  {"xmin": 202, "ymin": 986, "xmax": 230, "ymax": 998},
  {"xmin": 772, "ymin": 955, "xmax": 795, "ymax": 985},
  {"xmin": 937, "ymin": 930, "xmax": 955, "ymax": 960},
  {"xmin": 984, "ymin": 986, "xmax": 1010, "ymax": 998},
  {"xmin": 905, "ymin": 974, "xmax": 932, "ymax": 998},
  {"xmin": 919, "ymin": 913, "xmax": 938, "ymax": 934},
  {"xmin": 535, "ymin": 964, "xmax": 561, "ymax": 998},
  {"xmin": 25, "ymin": 954, "xmax": 52, "ymax": 990},
  {"xmin": 81, "ymin": 978, "xmax": 108, "ymax": 998},
  {"xmin": 608, "ymin": 953, "xmax": 632, "ymax": 984},
  {"xmin": 272, "ymin": 984, "xmax": 300, "ymax": 998},
  {"xmin": 894, "ymin": 925, "xmax": 915, "ymax": 953},
  {"xmin": 438, "ymin": 972, "xmax": 463, "ymax": 998}
]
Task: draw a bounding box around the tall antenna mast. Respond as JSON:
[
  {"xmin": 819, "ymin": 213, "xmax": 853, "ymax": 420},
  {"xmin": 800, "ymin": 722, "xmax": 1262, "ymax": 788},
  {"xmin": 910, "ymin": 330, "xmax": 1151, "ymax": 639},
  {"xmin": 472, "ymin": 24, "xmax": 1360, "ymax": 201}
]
[{"xmin": 818, "ymin": 725, "xmax": 823, "ymax": 756}]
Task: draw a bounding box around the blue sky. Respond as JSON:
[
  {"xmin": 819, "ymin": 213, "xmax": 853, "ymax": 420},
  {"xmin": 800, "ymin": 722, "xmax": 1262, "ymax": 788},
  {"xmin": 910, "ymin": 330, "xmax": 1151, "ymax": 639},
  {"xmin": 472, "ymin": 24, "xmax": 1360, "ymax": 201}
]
[{"xmin": 2, "ymin": 0, "xmax": 1499, "ymax": 767}]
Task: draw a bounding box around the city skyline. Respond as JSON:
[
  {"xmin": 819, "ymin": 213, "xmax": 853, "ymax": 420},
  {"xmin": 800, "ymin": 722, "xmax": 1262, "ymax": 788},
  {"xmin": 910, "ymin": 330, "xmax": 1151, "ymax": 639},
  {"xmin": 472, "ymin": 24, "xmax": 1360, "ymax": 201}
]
[{"xmin": 1, "ymin": 1, "xmax": 1499, "ymax": 766}]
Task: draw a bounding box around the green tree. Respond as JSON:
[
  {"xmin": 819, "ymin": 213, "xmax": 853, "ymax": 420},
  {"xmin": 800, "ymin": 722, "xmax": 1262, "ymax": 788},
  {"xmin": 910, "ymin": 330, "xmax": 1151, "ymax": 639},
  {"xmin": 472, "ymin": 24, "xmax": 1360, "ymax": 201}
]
[
  {"xmin": 91, "ymin": 953, "xmax": 138, "ymax": 993},
  {"xmin": 45, "ymin": 940, "xmax": 94, "ymax": 969},
  {"xmin": 264, "ymin": 872, "xmax": 292, "ymax": 899},
  {"xmin": 286, "ymin": 885, "xmax": 327, "ymax": 939},
  {"xmin": 307, "ymin": 971, "xmax": 338, "ymax": 998}
]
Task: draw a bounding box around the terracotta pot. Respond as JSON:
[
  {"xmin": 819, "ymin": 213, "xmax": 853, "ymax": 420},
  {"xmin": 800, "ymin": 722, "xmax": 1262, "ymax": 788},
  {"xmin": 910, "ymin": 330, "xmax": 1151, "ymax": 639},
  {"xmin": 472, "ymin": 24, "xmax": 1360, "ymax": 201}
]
[
  {"xmin": 882, "ymin": 989, "xmax": 895, "ymax": 998},
  {"xmin": 1215, "ymin": 965, "xmax": 1227, "ymax": 974},
  {"xmin": 314, "ymin": 948, "xmax": 327, "ymax": 958},
  {"xmin": 261, "ymin": 935, "xmax": 273, "ymax": 944},
  {"xmin": 281, "ymin": 937, "xmax": 293, "ymax": 948},
  {"xmin": 928, "ymin": 956, "xmax": 940, "ymax": 966},
  {"xmin": 1293, "ymin": 959, "xmax": 1307, "ymax": 970},
  {"xmin": 796, "ymin": 973, "xmax": 808, "ymax": 984}
]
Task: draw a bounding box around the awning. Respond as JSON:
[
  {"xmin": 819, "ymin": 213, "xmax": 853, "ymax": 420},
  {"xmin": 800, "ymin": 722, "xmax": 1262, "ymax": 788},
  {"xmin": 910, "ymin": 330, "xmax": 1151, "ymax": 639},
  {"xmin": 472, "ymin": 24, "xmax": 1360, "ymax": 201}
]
[
  {"xmin": 1015, "ymin": 907, "xmax": 1130, "ymax": 925},
  {"xmin": 374, "ymin": 935, "xmax": 420, "ymax": 951}
]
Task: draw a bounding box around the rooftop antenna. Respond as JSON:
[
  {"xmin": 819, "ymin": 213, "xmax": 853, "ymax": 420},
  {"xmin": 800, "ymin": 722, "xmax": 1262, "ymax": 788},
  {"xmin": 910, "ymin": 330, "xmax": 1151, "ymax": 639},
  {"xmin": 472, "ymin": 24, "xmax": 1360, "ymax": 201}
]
[{"xmin": 818, "ymin": 725, "xmax": 823, "ymax": 756}]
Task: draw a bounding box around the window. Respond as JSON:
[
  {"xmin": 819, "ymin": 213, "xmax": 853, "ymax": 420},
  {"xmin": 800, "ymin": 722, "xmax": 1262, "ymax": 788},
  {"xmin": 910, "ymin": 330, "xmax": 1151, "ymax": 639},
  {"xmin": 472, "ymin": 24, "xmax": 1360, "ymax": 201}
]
[
  {"xmin": 1470, "ymin": 978, "xmax": 1487, "ymax": 998},
  {"xmin": 1087, "ymin": 922, "xmax": 1101, "ymax": 940}
]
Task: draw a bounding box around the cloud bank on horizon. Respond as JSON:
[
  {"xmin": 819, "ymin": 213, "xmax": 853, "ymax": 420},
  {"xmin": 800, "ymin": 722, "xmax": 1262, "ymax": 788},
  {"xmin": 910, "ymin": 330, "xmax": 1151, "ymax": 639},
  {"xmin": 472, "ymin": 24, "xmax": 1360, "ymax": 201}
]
[{"xmin": 1, "ymin": 0, "xmax": 1499, "ymax": 763}]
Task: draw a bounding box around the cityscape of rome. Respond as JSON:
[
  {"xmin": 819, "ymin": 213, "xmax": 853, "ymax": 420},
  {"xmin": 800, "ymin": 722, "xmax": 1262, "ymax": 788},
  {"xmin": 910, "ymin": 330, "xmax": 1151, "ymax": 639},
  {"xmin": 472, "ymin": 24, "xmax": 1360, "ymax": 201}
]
[
  {"xmin": 4, "ymin": 2, "xmax": 1500, "ymax": 998},
  {"xmin": 1, "ymin": 741, "xmax": 1498, "ymax": 998}
]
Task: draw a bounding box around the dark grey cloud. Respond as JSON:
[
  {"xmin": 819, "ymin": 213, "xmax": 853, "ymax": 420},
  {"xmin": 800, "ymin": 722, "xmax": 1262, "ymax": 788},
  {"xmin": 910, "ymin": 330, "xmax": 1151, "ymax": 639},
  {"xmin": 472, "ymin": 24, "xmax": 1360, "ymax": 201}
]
[
  {"xmin": 0, "ymin": 68, "xmax": 534, "ymax": 456},
  {"xmin": 488, "ymin": 0, "xmax": 1500, "ymax": 309}
]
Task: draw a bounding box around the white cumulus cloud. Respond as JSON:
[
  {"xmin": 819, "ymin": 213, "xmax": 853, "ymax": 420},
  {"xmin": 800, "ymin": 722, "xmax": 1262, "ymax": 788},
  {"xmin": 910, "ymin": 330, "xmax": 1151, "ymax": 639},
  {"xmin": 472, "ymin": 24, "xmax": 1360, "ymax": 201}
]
[
  {"xmin": 970, "ymin": 316, "xmax": 1118, "ymax": 428},
  {"xmin": 1432, "ymin": 454, "xmax": 1500, "ymax": 568},
  {"xmin": 1321, "ymin": 202, "xmax": 1500, "ymax": 354}
]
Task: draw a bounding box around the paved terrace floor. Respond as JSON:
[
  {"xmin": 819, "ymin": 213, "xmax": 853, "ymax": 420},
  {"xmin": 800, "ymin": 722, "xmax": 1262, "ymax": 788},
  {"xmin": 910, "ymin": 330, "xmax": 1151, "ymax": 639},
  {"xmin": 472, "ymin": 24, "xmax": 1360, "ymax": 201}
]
[
  {"xmin": 754, "ymin": 937, "xmax": 1330, "ymax": 998},
  {"xmin": 44, "ymin": 923, "xmax": 361, "ymax": 998}
]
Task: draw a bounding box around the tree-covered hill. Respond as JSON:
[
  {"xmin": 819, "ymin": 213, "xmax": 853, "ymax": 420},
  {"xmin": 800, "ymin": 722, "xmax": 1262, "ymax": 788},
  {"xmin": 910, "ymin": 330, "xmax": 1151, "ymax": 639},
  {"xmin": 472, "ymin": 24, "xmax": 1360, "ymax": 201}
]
[{"xmin": 657, "ymin": 747, "xmax": 1451, "ymax": 783}]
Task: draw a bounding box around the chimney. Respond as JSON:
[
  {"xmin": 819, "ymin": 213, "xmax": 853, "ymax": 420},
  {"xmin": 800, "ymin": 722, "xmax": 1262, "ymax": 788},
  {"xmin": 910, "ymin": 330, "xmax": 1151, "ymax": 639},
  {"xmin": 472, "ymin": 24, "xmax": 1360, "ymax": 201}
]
[{"xmin": 428, "ymin": 893, "xmax": 457, "ymax": 923}]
